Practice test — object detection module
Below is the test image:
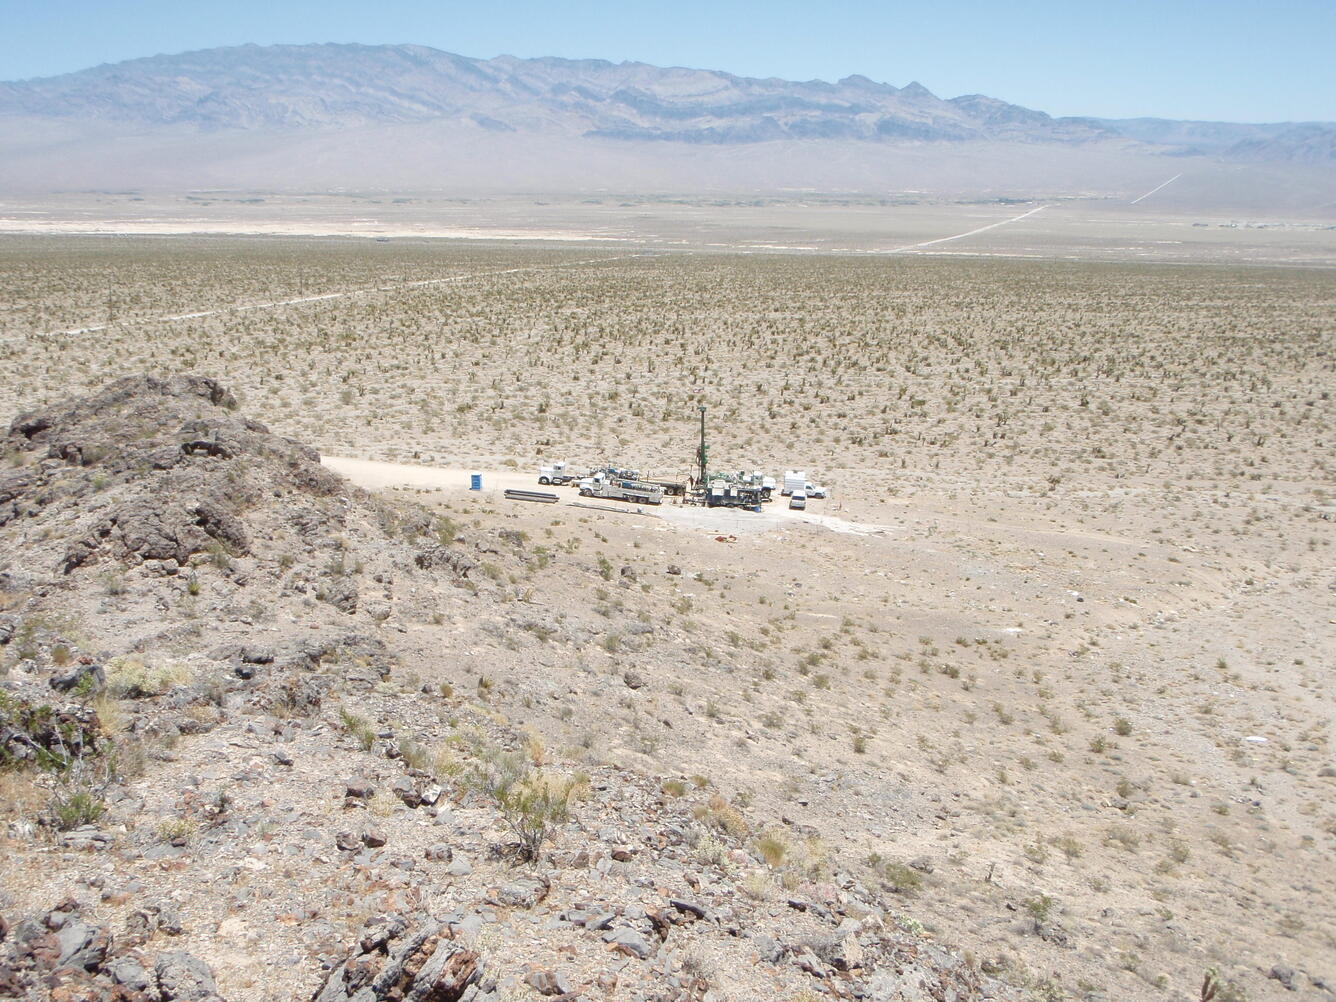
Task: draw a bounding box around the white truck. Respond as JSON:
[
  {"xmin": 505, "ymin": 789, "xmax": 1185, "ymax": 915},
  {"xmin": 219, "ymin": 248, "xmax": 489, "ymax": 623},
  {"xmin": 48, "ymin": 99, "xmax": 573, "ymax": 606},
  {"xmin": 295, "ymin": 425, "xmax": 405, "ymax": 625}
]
[
  {"xmin": 577, "ymin": 474, "xmax": 664, "ymax": 505},
  {"xmin": 537, "ymin": 461, "xmax": 577, "ymax": 486}
]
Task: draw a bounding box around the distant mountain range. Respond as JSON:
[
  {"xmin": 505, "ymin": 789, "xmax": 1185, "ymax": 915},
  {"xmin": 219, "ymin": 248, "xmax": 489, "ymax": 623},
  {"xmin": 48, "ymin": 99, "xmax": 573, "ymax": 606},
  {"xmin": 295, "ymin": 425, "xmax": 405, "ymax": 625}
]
[
  {"xmin": 2, "ymin": 43, "xmax": 1330, "ymax": 158},
  {"xmin": 0, "ymin": 44, "xmax": 1332, "ymax": 199}
]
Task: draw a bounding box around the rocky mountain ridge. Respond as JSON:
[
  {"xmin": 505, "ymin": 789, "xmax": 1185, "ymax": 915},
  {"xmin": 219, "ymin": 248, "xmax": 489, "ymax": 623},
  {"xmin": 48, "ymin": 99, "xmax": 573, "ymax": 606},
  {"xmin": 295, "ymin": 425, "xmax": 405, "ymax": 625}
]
[
  {"xmin": 4, "ymin": 42, "xmax": 1332, "ymax": 161},
  {"xmin": 0, "ymin": 43, "xmax": 1110, "ymax": 145}
]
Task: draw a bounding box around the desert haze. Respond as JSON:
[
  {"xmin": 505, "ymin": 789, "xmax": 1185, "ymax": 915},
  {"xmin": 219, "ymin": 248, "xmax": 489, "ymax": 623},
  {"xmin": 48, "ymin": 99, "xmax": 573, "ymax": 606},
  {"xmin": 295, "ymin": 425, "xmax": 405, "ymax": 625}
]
[
  {"xmin": 0, "ymin": 38, "xmax": 1333, "ymax": 1002},
  {"xmin": 0, "ymin": 43, "xmax": 1334, "ymax": 203}
]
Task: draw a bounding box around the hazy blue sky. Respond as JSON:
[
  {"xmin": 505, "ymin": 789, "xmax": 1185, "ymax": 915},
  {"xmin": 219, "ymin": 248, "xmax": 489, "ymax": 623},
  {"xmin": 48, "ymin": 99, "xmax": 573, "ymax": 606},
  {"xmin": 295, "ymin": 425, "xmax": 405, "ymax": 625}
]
[{"xmin": 4, "ymin": 0, "xmax": 1333, "ymax": 122}]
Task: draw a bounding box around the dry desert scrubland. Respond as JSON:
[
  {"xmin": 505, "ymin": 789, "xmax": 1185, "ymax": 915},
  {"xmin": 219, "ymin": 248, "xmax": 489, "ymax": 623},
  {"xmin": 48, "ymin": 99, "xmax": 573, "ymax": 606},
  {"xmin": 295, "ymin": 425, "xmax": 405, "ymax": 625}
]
[{"xmin": 0, "ymin": 232, "xmax": 1333, "ymax": 1002}]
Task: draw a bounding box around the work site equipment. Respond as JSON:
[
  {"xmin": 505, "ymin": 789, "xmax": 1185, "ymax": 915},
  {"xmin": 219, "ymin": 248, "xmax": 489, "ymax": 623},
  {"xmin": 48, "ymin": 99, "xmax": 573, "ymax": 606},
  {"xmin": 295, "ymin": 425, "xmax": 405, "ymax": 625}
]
[
  {"xmin": 577, "ymin": 475, "xmax": 664, "ymax": 505},
  {"xmin": 505, "ymin": 489, "xmax": 560, "ymax": 504}
]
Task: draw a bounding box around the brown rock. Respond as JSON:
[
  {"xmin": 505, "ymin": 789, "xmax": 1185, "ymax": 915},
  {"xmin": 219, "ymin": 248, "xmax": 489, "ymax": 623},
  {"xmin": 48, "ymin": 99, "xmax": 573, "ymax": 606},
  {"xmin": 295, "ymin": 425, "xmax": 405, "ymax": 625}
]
[
  {"xmin": 344, "ymin": 778, "xmax": 375, "ymax": 800},
  {"xmin": 525, "ymin": 967, "xmax": 572, "ymax": 996}
]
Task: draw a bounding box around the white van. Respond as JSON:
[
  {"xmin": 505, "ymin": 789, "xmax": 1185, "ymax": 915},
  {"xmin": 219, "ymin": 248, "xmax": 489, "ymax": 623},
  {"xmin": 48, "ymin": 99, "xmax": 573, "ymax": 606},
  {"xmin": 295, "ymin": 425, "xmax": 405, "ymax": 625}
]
[{"xmin": 789, "ymin": 490, "xmax": 807, "ymax": 510}]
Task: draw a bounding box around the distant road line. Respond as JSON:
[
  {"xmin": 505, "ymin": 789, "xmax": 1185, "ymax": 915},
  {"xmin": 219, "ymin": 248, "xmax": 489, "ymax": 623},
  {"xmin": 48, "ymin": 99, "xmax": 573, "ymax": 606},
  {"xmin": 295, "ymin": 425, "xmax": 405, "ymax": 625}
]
[
  {"xmin": 1129, "ymin": 173, "xmax": 1183, "ymax": 204},
  {"xmin": 887, "ymin": 204, "xmax": 1048, "ymax": 253},
  {"xmin": 7, "ymin": 253, "xmax": 647, "ymax": 342}
]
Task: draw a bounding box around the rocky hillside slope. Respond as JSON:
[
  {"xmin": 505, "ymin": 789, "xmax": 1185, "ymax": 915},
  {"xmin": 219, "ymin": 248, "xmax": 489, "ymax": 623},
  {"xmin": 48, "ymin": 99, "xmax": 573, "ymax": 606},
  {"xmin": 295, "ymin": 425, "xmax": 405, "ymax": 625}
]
[{"xmin": 0, "ymin": 375, "xmax": 1014, "ymax": 1001}]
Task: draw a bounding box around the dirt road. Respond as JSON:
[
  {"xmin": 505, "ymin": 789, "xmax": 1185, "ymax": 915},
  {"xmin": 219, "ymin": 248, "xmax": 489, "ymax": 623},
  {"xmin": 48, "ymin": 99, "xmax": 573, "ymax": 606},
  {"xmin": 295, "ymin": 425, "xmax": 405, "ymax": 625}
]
[{"xmin": 17, "ymin": 255, "xmax": 645, "ymax": 342}]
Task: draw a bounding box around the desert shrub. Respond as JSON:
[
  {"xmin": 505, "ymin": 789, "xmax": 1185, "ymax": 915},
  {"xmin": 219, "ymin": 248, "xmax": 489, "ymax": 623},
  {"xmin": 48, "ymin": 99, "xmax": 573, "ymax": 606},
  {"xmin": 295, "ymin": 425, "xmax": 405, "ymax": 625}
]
[
  {"xmin": 1201, "ymin": 968, "xmax": 1248, "ymax": 1002},
  {"xmin": 755, "ymin": 832, "xmax": 788, "ymax": 867},
  {"xmin": 466, "ymin": 743, "xmax": 577, "ymax": 862},
  {"xmin": 694, "ymin": 794, "xmax": 747, "ymax": 837},
  {"xmin": 399, "ymin": 738, "xmax": 431, "ymax": 771},
  {"xmin": 105, "ymin": 656, "xmax": 190, "ymax": 698},
  {"xmin": 1024, "ymin": 894, "xmax": 1054, "ymax": 929},
  {"xmin": 692, "ymin": 833, "xmax": 731, "ymax": 869},
  {"xmin": 47, "ymin": 738, "xmax": 118, "ymax": 831},
  {"xmin": 52, "ymin": 789, "xmax": 106, "ymax": 831},
  {"xmin": 866, "ymin": 853, "xmax": 923, "ymax": 894},
  {"xmin": 155, "ymin": 816, "xmax": 199, "ymax": 843},
  {"xmin": 337, "ymin": 706, "xmax": 376, "ymax": 750},
  {"xmin": 741, "ymin": 870, "xmax": 772, "ymax": 900}
]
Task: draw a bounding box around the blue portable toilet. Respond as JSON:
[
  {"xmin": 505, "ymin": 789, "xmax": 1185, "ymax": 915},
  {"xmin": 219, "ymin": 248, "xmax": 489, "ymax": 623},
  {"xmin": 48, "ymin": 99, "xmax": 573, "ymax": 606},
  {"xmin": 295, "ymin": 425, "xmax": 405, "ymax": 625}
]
[{"xmin": 469, "ymin": 472, "xmax": 482, "ymax": 491}]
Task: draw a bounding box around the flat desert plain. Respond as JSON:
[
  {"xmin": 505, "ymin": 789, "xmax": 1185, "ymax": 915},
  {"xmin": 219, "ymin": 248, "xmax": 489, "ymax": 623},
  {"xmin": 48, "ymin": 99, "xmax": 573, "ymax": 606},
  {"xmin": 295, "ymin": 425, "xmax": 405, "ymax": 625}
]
[{"xmin": 0, "ymin": 203, "xmax": 1332, "ymax": 1000}]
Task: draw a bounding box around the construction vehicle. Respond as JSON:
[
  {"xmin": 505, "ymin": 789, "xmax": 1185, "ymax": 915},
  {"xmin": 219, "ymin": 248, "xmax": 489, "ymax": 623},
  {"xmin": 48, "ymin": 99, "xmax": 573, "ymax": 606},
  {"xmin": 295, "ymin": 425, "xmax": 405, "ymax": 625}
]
[
  {"xmin": 706, "ymin": 480, "xmax": 764, "ymax": 510},
  {"xmin": 577, "ymin": 474, "xmax": 664, "ymax": 505},
  {"xmin": 727, "ymin": 470, "xmax": 775, "ymax": 500}
]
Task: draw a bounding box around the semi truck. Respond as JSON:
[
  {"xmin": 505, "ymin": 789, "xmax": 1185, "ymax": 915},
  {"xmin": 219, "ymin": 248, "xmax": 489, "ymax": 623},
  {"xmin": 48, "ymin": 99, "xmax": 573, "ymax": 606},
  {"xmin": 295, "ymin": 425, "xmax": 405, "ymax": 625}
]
[{"xmin": 537, "ymin": 462, "xmax": 577, "ymax": 486}]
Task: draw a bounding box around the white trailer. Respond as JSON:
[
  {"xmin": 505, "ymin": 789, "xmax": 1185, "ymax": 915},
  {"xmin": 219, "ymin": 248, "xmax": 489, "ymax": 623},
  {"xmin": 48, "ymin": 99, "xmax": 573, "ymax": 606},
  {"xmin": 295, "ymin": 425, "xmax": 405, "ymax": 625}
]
[{"xmin": 782, "ymin": 470, "xmax": 807, "ymax": 497}]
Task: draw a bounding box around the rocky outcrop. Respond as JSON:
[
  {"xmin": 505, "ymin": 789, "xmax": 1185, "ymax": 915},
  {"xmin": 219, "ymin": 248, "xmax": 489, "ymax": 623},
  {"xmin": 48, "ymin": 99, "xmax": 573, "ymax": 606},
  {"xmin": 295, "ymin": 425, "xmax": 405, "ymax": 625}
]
[
  {"xmin": 312, "ymin": 916, "xmax": 484, "ymax": 1002},
  {"xmin": 0, "ymin": 374, "xmax": 344, "ymax": 575},
  {"xmin": 0, "ymin": 898, "xmax": 222, "ymax": 1001}
]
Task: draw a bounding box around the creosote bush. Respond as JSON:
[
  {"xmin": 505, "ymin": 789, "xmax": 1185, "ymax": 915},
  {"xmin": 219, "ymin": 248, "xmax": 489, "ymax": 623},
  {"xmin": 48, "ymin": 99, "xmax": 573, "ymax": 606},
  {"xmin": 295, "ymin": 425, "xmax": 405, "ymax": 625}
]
[{"xmin": 465, "ymin": 740, "xmax": 579, "ymax": 863}]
